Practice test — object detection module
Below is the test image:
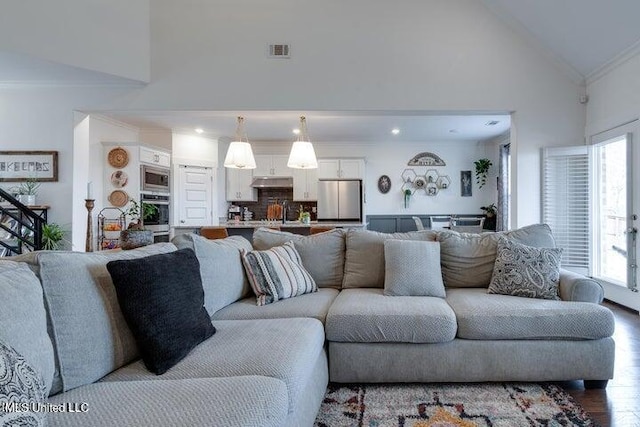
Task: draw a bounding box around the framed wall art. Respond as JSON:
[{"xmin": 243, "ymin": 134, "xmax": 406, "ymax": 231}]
[
  {"xmin": 461, "ymin": 170, "xmax": 472, "ymax": 197},
  {"xmin": 0, "ymin": 151, "xmax": 58, "ymax": 182}
]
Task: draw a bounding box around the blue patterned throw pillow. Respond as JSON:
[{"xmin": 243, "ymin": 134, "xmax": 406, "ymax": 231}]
[
  {"xmin": 488, "ymin": 238, "xmax": 563, "ymax": 300},
  {"xmin": 242, "ymin": 241, "xmax": 317, "ymax": 306},
  {"xmin": 0, "ymin": 340, "xmax": 47, "ymax": 427}
]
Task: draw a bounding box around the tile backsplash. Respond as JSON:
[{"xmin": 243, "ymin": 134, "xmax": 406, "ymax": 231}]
[{"xmin": 230, "ymin": 189, "xmax": 317, "ymax": 221}]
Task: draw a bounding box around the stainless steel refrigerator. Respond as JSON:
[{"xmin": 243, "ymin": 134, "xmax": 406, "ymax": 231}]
[{"xmin": 317, "ymin": 180, "xmax": 362, "ymax": 221}]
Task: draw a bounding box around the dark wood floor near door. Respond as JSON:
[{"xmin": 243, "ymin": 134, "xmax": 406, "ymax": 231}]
[{"xmin": 557, "ymin": 301, "xmax": 640, "ymax": 427}]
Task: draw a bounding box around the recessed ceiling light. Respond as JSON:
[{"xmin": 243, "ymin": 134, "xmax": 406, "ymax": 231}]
[
  {"xmin": 195, "ymin": 128, "xmax": 204, "ymax": 134},
  {"xmin": 485, "ymin": 120, "xmax": 499, "ymax": 126},
  {"xmin": 391, "ymin": 128, "xmax": 400, "ymax": 135},
  {"xmin": 292, "ymin": 128, "xmax": 301, "ymax": 135}
]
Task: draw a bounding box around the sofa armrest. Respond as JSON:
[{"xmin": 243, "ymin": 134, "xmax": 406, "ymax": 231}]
[{"xmin": 558, "ymin": 269, "xmax": 604, "ymax": 303}]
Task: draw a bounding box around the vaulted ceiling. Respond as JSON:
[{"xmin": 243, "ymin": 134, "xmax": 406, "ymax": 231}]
[{"xmin": 481, "ymin": 0, "xmax": 640, "ymax": 79}]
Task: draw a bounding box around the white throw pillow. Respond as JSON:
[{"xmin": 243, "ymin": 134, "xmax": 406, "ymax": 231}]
[{"xmin": 383, "ymin": 240, "xmax": 446, "ymax": 297}]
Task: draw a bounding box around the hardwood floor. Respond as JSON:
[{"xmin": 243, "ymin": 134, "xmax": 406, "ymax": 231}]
[{"xmin": 558, "ymin": 301, "xmax": 640, "ymax": 427}]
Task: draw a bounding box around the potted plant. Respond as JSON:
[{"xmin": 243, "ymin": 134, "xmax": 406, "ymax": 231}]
[
  {"xmin": 41, "ymin": 223, "xmax": 69, "ymax": 250},
  {"xmin": 403, "ymin": 189, "xmax": 412, "ymax": 209},
  {"xmin": 119, "ymin": 198, "xmax": 159, "ymax": 250},
  {"xmin": 474, "ymin": 158, "xmax": 493, "ymax": 189},
  {"xmin": 12, "ymin": 178, "xmax": 41, "ymax": 206},
  {"xmin": 480, "ymin": 203, "xmax": 497, "ymax": 231},
  {"xmin": 480, "ymin": 203, "xmax": 497, "ymax": 218}
]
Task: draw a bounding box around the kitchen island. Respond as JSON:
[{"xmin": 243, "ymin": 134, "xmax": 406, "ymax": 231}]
[
  {"xmin": 172, "ymin": 221, "xmax": 367, "ymax": 241},
  {"xmin": 221, "ymin": 220, "xmax": 367, "ymax": 239}
]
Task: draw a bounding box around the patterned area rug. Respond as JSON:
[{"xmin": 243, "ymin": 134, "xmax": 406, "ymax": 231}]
[{"xmin": 314, "ymin": 383, "xmax": 598, "ymax": 427}]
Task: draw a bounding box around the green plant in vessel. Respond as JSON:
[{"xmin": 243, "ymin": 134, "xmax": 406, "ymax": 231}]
[{"xmin": 474, "ymin": 159, "xmax": 492, "ymax": 189}]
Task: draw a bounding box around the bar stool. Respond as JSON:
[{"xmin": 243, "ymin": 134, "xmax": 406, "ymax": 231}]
[
  {"xmin": 412, "ymin": 217, "xmax": 425, "ymax": 231},
  {"xmin": 310, "ymin": 226, "xmax": 334, "ymax": 235},
  {"xmin": 429, "ymin": 216, "xmax": 451, "ymax": 230},
  {"xmin": 450, "ymin": 217, "xmax": 485, "ymax": 233},
  {"xmin": 199, "ymin": 227, "xmax": 229, "ymax": 240}
]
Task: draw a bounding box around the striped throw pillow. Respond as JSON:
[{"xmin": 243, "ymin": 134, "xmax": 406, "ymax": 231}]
[{"xmin": 241, "ymin": 242, "xmax": 317, "ymax": 306}]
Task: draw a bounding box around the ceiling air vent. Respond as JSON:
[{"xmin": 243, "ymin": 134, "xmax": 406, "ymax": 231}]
[{"xmin": 268, "ymin": 44, "xmax": 290, "ymax": 58}]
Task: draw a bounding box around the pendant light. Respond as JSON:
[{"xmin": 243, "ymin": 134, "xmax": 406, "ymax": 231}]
[
  {"xmin": 224, "ymin": 116, "xmax": 256, "ymax": 169},
  {"xmin": 287, "ymin": 116, "xmax": 318, "ymax": 169}
]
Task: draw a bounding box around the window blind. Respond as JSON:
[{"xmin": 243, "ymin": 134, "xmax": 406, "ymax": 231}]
[{"xmin": 542, "ymin": 146, "xmax": 590, "ymax": 275}]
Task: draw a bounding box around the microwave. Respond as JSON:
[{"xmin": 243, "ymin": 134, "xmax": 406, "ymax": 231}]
[{"xmin": 141, "ymin": 165, "xmax": 170, "ymax": 193}]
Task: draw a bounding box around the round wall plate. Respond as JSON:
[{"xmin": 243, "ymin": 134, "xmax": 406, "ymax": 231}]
[
  {"xmin": 378, "ymin": 175, "xmax": 391, "ymax": 193},
  {"xmin": 110, "ymin": 170, "xmax": 129, "ymax": 188},
  {"xmin": 108, "ymin": 147, "xmax": 129, "ymax": 168},
  {"xmin": 108, "ymin": 190, "xmax": 129, "ymax": 207}
]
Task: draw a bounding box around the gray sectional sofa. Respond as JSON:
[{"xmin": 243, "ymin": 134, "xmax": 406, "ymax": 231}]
[{"xmin": 0, "ymin": 224, "xmax": 614, "ymax": 427}]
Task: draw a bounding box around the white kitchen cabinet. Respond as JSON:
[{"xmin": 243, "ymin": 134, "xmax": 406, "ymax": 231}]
[
  {"xmin": 254, "ymin": 155, "xmax": 290, "ymax": 176},
  {"xmin": 292, "ymin": 168, "xmax": 318, "ymax": 201},
  {"xmin": 317, "ymin": 158, "xmax": 365, "ymax": 179},
  {"xmin": 140, "ymin": 146, "xmax": 171, "ymax": 168},
  {"xmin": 226, "ymin": 168, "xmax": 257, "ymax": 201}
]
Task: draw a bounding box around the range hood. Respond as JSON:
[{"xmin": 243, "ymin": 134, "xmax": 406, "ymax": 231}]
[{"xmin": 250, "ymin": 177, "xmax": 294, "ymax": 188}]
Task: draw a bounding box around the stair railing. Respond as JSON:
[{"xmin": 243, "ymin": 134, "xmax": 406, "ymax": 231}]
[{"xmin": 0, "ymin": 187, "xmax": 45, "ymax": 256}]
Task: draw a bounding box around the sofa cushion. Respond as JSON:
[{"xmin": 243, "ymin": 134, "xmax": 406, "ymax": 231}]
[
  {"xmin": 242, "ymin": 242, "xmax": 317, "ymax": 306},
  {"xmin": 383, "ymin": 240, "xmax": 445, "ymax": 297},
  {"xmin": 212, "ymin": 288, "xmax": 339, "ymax": 323},
  {"xmin": 325, "ymin": 288, "xmax": 457, "ymax": 343},
  {"xmin": 19, "ymin": 243, "xmax": 177, "ymax": 394},
  {"xmin": 343, "ymin": 229, "xmax": 437, "ymax": 289},
  {"xmin": 253, "ymin": 227, "xmax": 346, "ymax": 289},
  {"xmin": 0, "ymin": 260, "xmax": 55, "ymax": 395},
  {"xmin": 48, "ymin": 376, "xmax": 288, "ymax": 427},
  {"xmin": 172, "ymin": 234, "xmax": 252, "ymax": 315},
  {"xmin": 446, "ymin": 288, "xmax": 615, "ymax": 340},
  {"xmin": 437, "ymin": 224, "xmax": 556, "ymax": 288},
  {"xmin": 102, "ymin": 318, "xmax": 325, "ymax": 413},
  {"xmin": 0, "ymin": 340, "xmax": 48, "ymax": 427},
  {"xmin": 488, "ymin": 238, "xmax": 562, "ymax": 300},
  {"xmin": 107, "ymin": 248, "xmax": 216, "ymax": 375}
]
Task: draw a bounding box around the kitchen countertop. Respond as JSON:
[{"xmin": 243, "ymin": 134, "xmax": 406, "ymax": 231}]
[{"xmin": 221, "ymin": 220, "xmax": 367, "ymax": 229}]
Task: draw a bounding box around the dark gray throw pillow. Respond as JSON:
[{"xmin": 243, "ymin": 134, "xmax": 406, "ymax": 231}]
[
  {"xmin": 488, "ymin": 238, "xmax": 563, "ymax": 300},
  {"xmin": 107, "ymin": 248, "xmax": 215, "ymax": 375}
]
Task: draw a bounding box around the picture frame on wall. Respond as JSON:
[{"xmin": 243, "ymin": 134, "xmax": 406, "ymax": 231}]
[
  {"xmin": 461, "ymin": 170, "xmax": 472, "ymax": 197},
  {"xmin": 0, "ymin": 151, "xmax": 58, "ymax": 182}
]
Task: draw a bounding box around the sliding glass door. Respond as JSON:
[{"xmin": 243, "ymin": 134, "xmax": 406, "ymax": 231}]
[
  {"xmin": 590, "ymin": 121, "xmax": 639, "ymax": 307},
  {"xmin": 591, "ymin": 134, "xmax": 633, "ymax": 287}
]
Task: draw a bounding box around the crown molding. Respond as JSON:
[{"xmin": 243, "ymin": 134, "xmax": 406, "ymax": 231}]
[
  {"xmin": 0, "ymin": 80, "xmax": 145, "ymax": 89},
  {"xmin": 586, "ymin": 39, "xmax": 640, "ymax": 85}
]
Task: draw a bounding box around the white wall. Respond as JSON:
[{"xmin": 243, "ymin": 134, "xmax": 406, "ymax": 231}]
[
  {"xmin": 0, "ymin": 86, "xmax": 134, "ymax": 237},
  {"xmin": 71, "ymin": 116, "xmax": 139, "ymax": 250},
  {"xmin": 0, "ymin": 0, "xmax": 150, "ymax": 82},
  {"xmin": 118, "ymin": 0, "xmax": 585, "ymax": 227},
  {"xmin": 140, "ymin": 129, "xmax": 172, "ymax": 151},
  {"xmin": 586, "ymin": 53, "xmax": 640, "ymax": 136},
  {"xmin": 172, "ymin": 133, "xmax": 219, "ymax": 226}
]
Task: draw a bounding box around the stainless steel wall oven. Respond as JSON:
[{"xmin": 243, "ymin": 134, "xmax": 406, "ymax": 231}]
[{"xmin": 141, "ymin": 193, "xmax": 170, "ymax": 242}]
